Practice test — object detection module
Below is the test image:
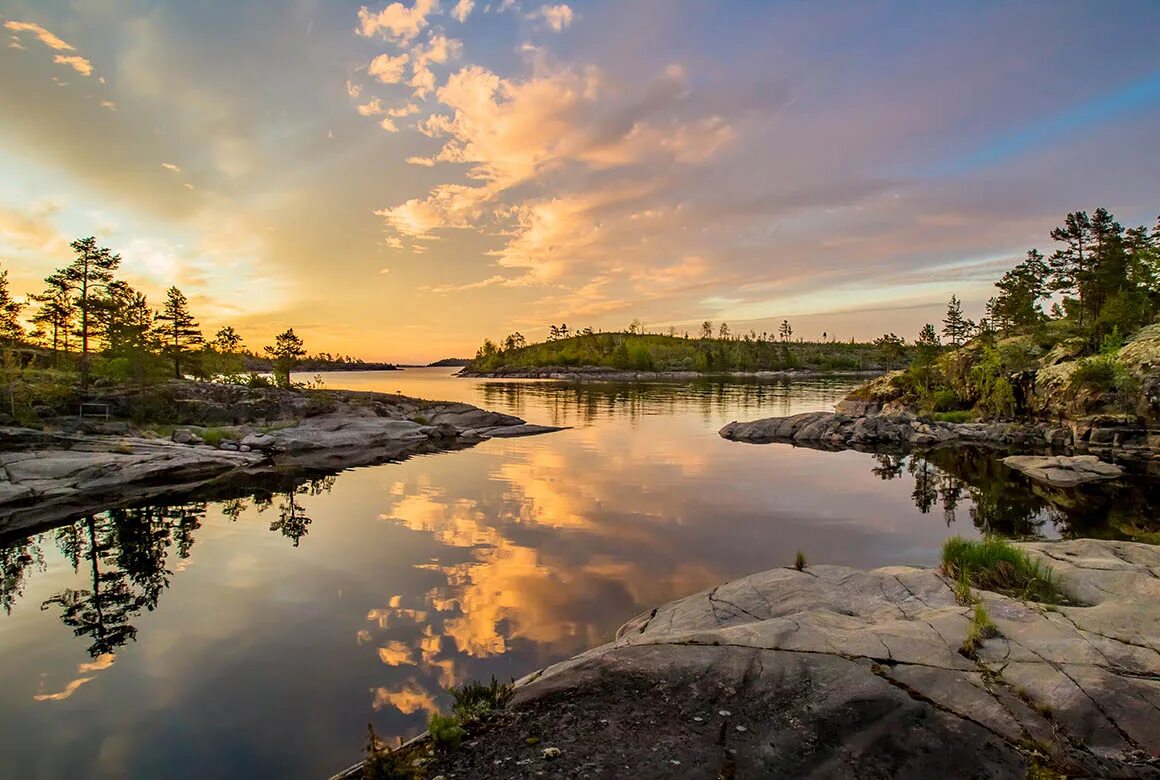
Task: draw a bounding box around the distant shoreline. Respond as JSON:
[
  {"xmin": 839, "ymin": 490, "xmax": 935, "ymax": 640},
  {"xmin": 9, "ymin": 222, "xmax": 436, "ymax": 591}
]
[{"xmin": 456, "ymin": 367, "xmax": 885, "ymax": 382}]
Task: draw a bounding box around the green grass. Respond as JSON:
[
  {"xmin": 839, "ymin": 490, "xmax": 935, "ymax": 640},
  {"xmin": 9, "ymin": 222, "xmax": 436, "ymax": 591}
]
[
  {"xmin": 793, "ymin": 550, "xmax": 807, "ymax": 571},
  {"xmin": 941, "ymin": 536, "xmax": 1065, "ymax": 604},
  {"xmin": 960, "ymin": 603, "xmax": 1000, "ymax": 658},
  {"xmin": 929, "ymin": 410, "xmax": 978, "ymax": 424},
  {"xmin": 953, "ymin": 574, "xmax": 978, "ymax": 606},
  {"xmin": 199, "ymin": 426, "xmax": 241, "ymax": 447}
]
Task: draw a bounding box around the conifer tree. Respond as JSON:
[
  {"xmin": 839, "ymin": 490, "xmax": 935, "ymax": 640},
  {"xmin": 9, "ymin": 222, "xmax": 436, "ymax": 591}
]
[
  {"xmin": 62, "ymin": 237, "xmax": 121, "ymax": 386},
  {"xmin": 0, "ymin": 268, "xmax": 24, "ymax": 344},
  {"xmin": 154, "ymin": 286, "xmax": 203, "ymax": 379}
]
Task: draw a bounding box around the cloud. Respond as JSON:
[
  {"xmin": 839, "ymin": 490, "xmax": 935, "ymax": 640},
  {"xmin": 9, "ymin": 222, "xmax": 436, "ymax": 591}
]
[
  {"xmin": 4, "ymin": 21, "xmax": 74, "ymax": 51},
  {"xmin": 379, "ymin": 117, "xmax": 399, "ymax": 131},
  {"xmin": 53, "ymin": 54, "xmax": 93, "ymax": 76},
  {"xmin": 530, "ymin": 4, "xmax": 574, "ymax": 31},
  {"xmin": 451, "ymin": 0, "xmax": 475, "ymax": 22},
  {"xmin": 100, "ymin": 99, "xmax": 117, "ymax": 110},
  {"xmin": 357, "ymin": 97, "xmax": 385, "ymax": 116},
  {"xmin": 161, "ymin": 162, "xmax": 181, "ymax": 172},
  {"xmin": 356, "ymin": 0, "xmax": 440, "ymax": 44},
  {"xmin": 406, "ymin": 155, "xmax": 436, "ymax": 166},
  {"xmin": 408, "ymin": 33, "xmax": 463, "ymax": 98},
  {"xmin": 368, "ymin": 52, "xmax": 409, "ymax": 83},
  {"xmin": 387, "ymin": 102, "xmax": 421, "ymax": 117}
]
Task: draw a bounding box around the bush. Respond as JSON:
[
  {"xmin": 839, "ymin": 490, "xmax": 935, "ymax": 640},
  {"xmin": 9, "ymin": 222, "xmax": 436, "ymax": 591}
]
[
  {"xmin": 450, "ymin": 676, "xmax": 513, "ymax": 723},
  {"xmin": 930, "ymin": 388, "xmax": 960, "ymax": 412},
  {"xmin": 1071, "ymin": 355, "xmax": 1119, "ymax": 392},
  {"xmin": 941, "ymin": 536, "xmax": 1065, "ymax": 603},
  {"xmin": 428, "ymin": 713, "xmax": 465, "ymax": 752}
]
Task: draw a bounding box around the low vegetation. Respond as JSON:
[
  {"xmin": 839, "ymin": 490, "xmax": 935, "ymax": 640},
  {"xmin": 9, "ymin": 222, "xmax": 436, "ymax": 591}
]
[
  {"xmin": 960, "ymin": 602, "xmax": 1000, "ymax": 658},
  {"xmin": 793, "ymin": 550, "xmax": 807, "ymax": 571},
  {"xmin": 941, "ymin": 537, "xmax": 1065, "ymax": 604},
  {"xmin": 362, "ymin": 677, "xmax": 515, "ymax": 777}
]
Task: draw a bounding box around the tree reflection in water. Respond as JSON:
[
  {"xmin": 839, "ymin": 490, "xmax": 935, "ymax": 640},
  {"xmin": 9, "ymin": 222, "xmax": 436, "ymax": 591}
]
[
  {"xmin": 899, "ymin": 446, "xmax": 1160, "ymax": 541},
  {"xmin": 1, "ymin": 474, "xmax": 338, "ymax": 657}
]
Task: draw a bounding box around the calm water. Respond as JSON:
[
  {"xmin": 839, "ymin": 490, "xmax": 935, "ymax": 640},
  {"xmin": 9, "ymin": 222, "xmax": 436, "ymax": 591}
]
[{"xmin": 1, "ymin": 369, "xmax": 1156, "ymax": 779}]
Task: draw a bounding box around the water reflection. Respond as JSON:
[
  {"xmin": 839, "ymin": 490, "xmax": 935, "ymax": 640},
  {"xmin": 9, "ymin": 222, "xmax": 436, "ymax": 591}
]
[
  {"xmin": 1, "ymin": 475, "xmax": 339, "ymax": 660},
  {"xmin": 476, "ymin": 377, "xmax": 852, "ymax": 427},
  {"xmin": 903, "ymin": 447, "xmax": 1160, "ymax": 541}
]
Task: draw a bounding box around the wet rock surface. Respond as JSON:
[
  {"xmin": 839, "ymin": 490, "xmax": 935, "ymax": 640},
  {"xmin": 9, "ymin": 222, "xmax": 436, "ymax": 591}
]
[{"xmin": 419, "ymin": 539, "xmax": 1160, "ymax": 778}]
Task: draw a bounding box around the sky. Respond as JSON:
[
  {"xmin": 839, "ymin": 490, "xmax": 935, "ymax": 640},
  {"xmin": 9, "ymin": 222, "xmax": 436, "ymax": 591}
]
[{"xmin": 1, "ymin": 0, "xmax": 1158, "ymax": 363}]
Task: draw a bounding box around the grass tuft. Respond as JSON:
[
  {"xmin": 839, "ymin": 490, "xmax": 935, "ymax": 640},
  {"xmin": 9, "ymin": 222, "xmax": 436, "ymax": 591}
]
[
  {"xmin": 960, "ymin": 602, "xmax": 1000, "ymax": 658},
  {"xmin": 953, "ymin": 574, "xmax": 978, "ymax": 606},
  {"xmin": 941, "ymin": 536, "xmax": 1065, "ymax": 604},
  {"xmin": 793, "ymin": 550, "xmax": 807, "ymax": 572}
]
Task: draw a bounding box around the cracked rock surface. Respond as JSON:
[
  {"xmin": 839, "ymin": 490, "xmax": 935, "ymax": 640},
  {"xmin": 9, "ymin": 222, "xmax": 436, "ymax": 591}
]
[{"xmin": 423, "ymin": 539, "xmax": 1160, "ymax": 778}]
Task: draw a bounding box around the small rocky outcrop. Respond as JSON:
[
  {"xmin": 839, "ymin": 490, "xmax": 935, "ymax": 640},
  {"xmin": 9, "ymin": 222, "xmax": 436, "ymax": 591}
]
[
  {"xmin": 719, "ymin": 410, "xmax": 1160, "ymax": 458},
  {"xmin": 419, "ymin": 540, "xmax": 1160, "ymax": 778},
  {"xmin": 1002, "ymin": 454, "xmax": 1125, "ymax": 487}
]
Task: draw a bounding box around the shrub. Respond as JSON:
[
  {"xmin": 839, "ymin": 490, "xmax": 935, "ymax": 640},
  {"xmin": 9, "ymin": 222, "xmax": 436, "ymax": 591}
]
[
  {"xmin": 793, "ymin": 551, "xmax": 807, "ymax": 571},
  {"xmin": 362, "ymin": 724, "xmax": 416, "ymax": 780},
  {"xmin": 930, "ymin": 388, "xmax": 960, "ymax": 412},
  {"xmin": 1071, "ymin": 355, "xmax": 1119, "ymax": 392},
  {"xmin": 428, "ymin": 713, "xmax": 465, "ymax": 752},
  {"xmin": 450, "ymin": 676, "xmax": 513, "ymax": 723},
  {"xmin": 941, "ymin": 536, "xmax": 1064, "ymax": 603}
]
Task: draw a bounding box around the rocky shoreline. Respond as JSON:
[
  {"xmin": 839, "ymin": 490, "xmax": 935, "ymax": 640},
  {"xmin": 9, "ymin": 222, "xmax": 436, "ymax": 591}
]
[
  {"xmin": 0, "ymin": 387, "xmax": 561, "ymax": 538},
  {"xmin": 457, "ymin": 366, "xmax": 884, "ymax": 382},
  {"xmin": 719, "ymin": 409, "xmax": 1160, "ymax": 463},
  {"xmin": 340, "ymin": 538, "xmax": 1160, "ymax": 778}
]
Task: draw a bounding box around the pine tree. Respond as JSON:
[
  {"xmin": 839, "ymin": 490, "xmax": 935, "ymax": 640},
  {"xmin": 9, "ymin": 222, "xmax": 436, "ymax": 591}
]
[
  {"xmin": 1048, "ymin": 211, "xmax": 1092, "ymax": 325},
  {"xmin": 30, "ymin": 272, "xmax": 74, "ymax": 361},
  {"xmin": 0, "ymin": 268, "xmax": 24, "ymax": 343},
  {"xmin": 62, "ymin": 237, "xmax": 121, "ymax": 386},
  {"xmin": 154, "ymin": 286, "xmax": 203, "ymax": 379},
  {"xmin": 265, "ymin": 328, "xmax": 306, "ymax": 388},
  {"xmin": 941, "ymin": 294, "xmax": 973, "ymax": 348},
  {"xmin": 991, "ymin": 250, "xmax": 1049, "ymax": 334}
]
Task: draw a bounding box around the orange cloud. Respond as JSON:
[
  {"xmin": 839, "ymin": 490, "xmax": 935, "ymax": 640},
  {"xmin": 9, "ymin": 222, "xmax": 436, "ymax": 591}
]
[
  {"xmin": 4, "ymin": 21, "xmax": 74, "ymax": 51},
  {"xmin": 53, "ymin": 54, "xmax": 92, "ymax": 76}
]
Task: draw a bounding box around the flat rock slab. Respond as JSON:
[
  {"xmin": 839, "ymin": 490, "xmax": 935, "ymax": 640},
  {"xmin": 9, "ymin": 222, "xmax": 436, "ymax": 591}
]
[
  {"xmin": 422, "ymin": 539, "xmax": 1160, "ymax": 778},
  {"xmin": 1003, "ymin": 454, "xmax": 1124, "ymax": 486}
]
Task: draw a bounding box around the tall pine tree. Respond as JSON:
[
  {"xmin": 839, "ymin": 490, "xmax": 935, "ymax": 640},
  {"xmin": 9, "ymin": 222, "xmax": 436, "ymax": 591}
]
[{"xmin": 154, "ymin": 286, "xmax": 203, "ymax": 379}]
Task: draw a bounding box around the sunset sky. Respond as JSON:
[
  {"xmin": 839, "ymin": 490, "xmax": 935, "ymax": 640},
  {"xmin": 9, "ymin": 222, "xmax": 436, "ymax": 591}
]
[{"xmin": 1, "ymin": 0, "xmax": 1158, "ymax": 362}]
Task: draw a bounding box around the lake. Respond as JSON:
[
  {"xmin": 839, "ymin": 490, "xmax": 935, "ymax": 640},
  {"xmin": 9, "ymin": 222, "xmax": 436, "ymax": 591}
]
[{"xmin": 1, "ymin": 368, "xmax": 1155, "ymax": 779}]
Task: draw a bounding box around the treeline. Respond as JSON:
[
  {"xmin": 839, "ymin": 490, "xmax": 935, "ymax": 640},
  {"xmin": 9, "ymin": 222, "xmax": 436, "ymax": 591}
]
[
  {"xmin": 0, "ymin": 237, "xmax": 388, "ymax": 403},
  {"xmin": 874, "ymin": 207, "xmax": 1160, "ymax": 419},
  {"xmin": 471, "ymin": 323, "xmax": 899, "ymax": 373}
]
